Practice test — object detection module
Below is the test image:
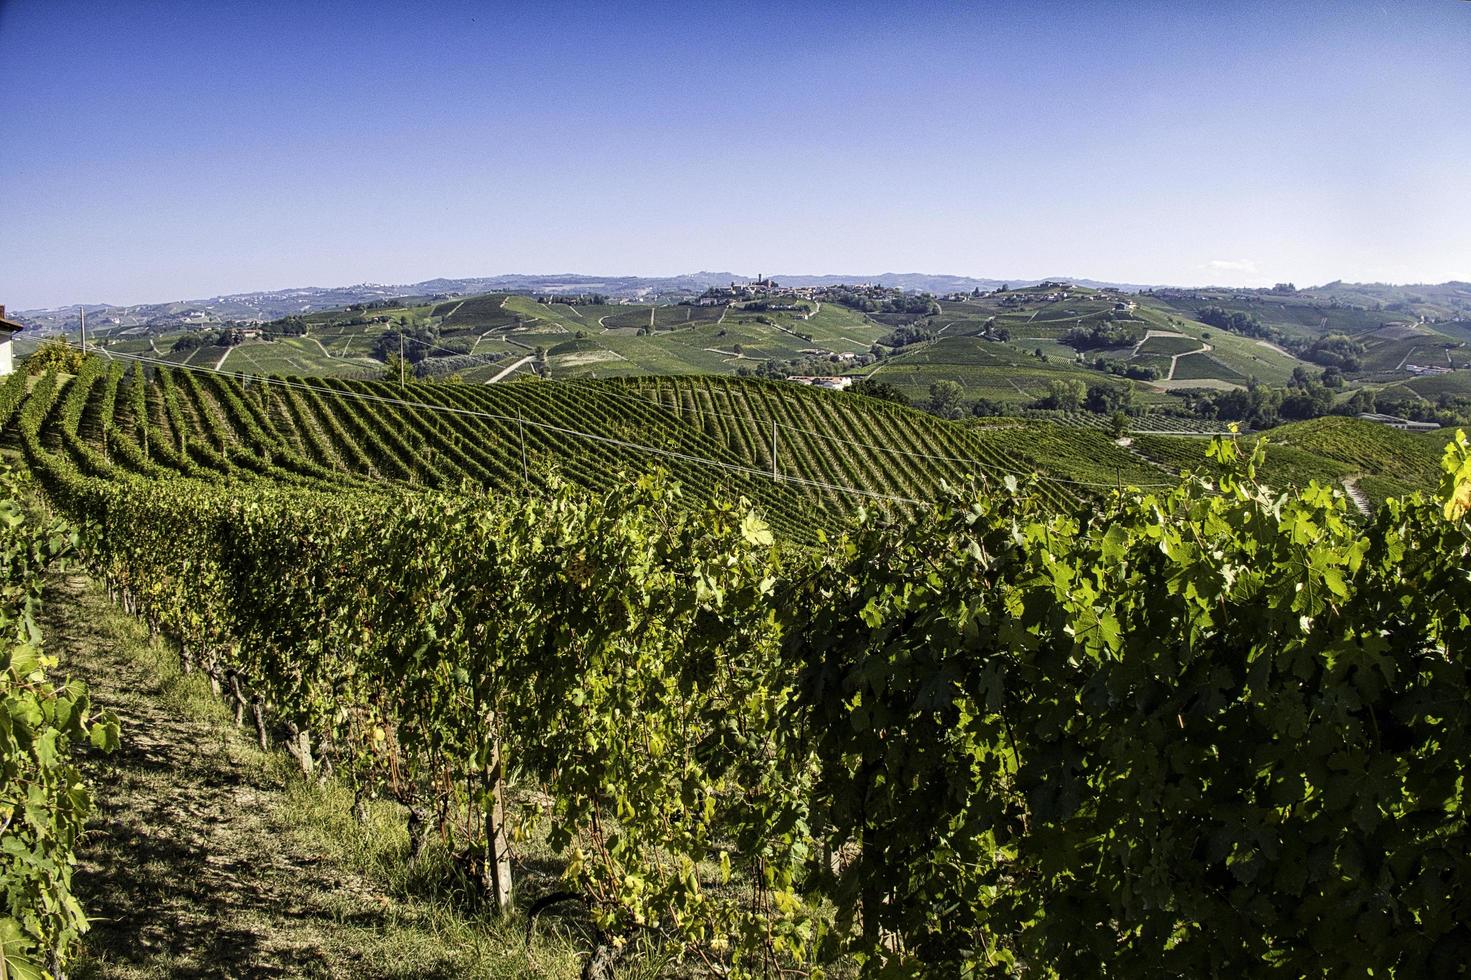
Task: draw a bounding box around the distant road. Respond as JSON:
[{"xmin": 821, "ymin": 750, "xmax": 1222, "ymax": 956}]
[{"xmin": 486, "ymin": 355, "xmax": 533, "ymax": 383}]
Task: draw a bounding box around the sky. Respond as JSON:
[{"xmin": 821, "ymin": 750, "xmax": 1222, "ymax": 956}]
[{"xmin": 2, "ymin": 0, "xmax": 1469, "ymax": 310}]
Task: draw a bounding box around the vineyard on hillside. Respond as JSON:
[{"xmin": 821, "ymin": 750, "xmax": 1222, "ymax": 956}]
[
  {"xmin": 14, "ymin": 357, "xmax": 1440, "ymax": 533},
  {"xmin": 16, "ymin": 360, "xmax": 1152, "ymax": 535},
  {"xmin": 5, "ymin": 358, "xmax": 1470, "ymax": 977}
]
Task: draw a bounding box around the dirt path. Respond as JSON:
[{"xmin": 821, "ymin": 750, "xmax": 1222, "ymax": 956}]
[
  {"xmin": 1343, "ymin": 476, "xmax": 1372, "ymax": 516},
  {"xmin": 487, "ymin": 354, "xmax": 534, "ymax": 383},
  {"xmin": 1131, "ymin": 329, "xmax": 1182, "ymax": 358},
  {"xmin": 1165, "ymin": 343, "xmax": 1213, "ymax": 381},
  {"xmin": 214, "ymin": 346, "xmax": 233, "ymax": 371},
  {"xmin": 43, "ymin": 574, "xmax": 473, "ymax": 979}
]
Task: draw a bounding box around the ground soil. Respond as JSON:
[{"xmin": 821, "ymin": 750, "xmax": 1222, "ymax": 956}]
[{"xmin": 45, "ymin": 572, "xmax": 567, "ymax": 979}]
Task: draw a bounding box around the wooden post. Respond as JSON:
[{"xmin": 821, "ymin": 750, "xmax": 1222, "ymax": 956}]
[
  {"xmin": 517, "ymin": 412, "xmax": 528, "ymax": 483},
  {"xmin": 770, "ymin": 420, "xmax": 778, "ymax": 480},
  {"xmin": 484, "ymin": 736, "xmax": 513, "ymax": 914},
  {"xmin": 229, "ymin": 673, "xmax": 247, "ymax": 727},
  {"xmin": 252, "ymin": 699, "xmax": 269, "ymax": 751}
]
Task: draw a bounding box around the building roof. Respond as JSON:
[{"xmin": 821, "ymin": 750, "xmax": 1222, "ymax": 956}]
[{"xmin": 0, "ymin": 317, "xmax": 22, "ymax": 334}]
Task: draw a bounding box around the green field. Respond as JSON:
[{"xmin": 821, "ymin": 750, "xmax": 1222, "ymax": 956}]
[
  {"xmin": 32, "ymin": 360, "xmax": 1447, "ymax": 543},
  {"xmin": 19, "ymin": 345, "xmax": 1469, "ymax": 980},
  {"xmin": 48, "ymin": 282, "xmax": 1467, "ymax": 444}
]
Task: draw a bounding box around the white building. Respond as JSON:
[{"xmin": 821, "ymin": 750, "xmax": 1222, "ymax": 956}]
[
  {"xmin": 786, "ymin": 375, "xmax": 854, "ymax": 391},
  {"xmin": 1357, "ymin": 412, "xmax": 1440, "ymax": 432},
  {"xmin": 0, "ymin": 306, "xmax": 21, "ymax": 376}
]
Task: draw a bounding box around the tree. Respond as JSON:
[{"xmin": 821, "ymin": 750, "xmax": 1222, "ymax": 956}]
[
  {"xmin": 850, "ymin": 379, "xmax": 909, "ymax": 406},
  {"xmin": 928, "ymin": 380, "xmax": 964, "ymax": 419},
  {"xmin": 1035, "ymin": 379, "xmax": 1086, "ymax": 412},
  {"xmin": 382, "ymin": 352, "xmax": 412, "ymax": 384},
  {"xmin": 1278, "ymin": 382, "xmax": 1334, "ymax": 422},
  {"xmin": 970, "ymin": 397, "xmax": 1004, "ymax": 418},
  {"xmin": 1335, "ymin": 388, "xmax": 1377, "ymax": 417},
  {"xmin": 25, "ymin": 337, "xmax": 87, "ymax": 376},
  {"xmin": 1109, "ymin": 410, "xmax": 1128, "ymax": 438},
  {"xmin": 1085, "ymin": 382, "xmax": 1134, "ymax": 415},
  {"xmin": 1302, "ymin": 334, "xmax": 1365, "ymax": 371}
]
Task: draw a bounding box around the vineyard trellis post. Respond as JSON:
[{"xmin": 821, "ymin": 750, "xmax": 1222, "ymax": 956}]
[
  {"xmin": 484, "ymin": 734, "xmax": 513, "ymax": 914},
  {"xmin": 771, "ymin": 419, "xmax": 778, "ymax": 481},
  {"xmin": 517, "ymin": 411, "xmax": 528, "ymax": 483}
]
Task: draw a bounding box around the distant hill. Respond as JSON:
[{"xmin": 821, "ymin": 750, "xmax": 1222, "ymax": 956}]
[
  {"xmin": 11, "ymin": 272, "xmax": 1151, "ymax": 333},
  {"xmin": 16, "ymin": 274, "xmax": 1468, "ymax": 339},
  {"xmin": 766, "ymin": 273, "xmax": 1159, "ymax": 293}
]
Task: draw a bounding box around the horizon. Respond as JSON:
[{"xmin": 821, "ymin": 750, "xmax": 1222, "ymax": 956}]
[
  {"xmin": 13, "ymin": 268, "xmax": 1471, "ymax": 316},
  {"xmin": 3, "ymin": 0, "xmax": 1469, "ymax": 309}
]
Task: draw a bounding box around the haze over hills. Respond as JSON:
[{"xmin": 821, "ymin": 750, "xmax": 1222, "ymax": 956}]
[
  {"xmin": 11, "ymin": 272, "xmax": 1114, "ymax": 331},
  {"xmin": 13, "ymin": 273, "xmax": 1468, "ymax": 334}
]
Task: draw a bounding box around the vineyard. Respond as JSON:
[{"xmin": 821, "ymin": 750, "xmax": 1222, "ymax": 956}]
[
  {"xmin": 0, "ymin": 461, "xmax": 118, "ymax": 978},
  {"xmin": 5, "ymin": 358, "xmax": 1471, "ymax": 977},
  {"xmin": 11, "ymin": 356, "xmax": 1445, "ymax": 535},
  {"xmin": 14, "ymin": 360, "xmax": 1160, "ymax": 535}
]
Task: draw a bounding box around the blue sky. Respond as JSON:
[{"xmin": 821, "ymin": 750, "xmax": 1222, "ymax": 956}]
[{"xmin": 2, "ymin": 0, "xmax": 1468, "ymax": 309}]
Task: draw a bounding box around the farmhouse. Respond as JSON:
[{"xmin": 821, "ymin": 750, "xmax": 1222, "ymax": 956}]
[
  {"xmin": 0, "ymin": 305, "xmax": 22, "ymax": 376},
  {"xmin": 1357, "ymin": 412, "xmax": 1441, "ymax": 432},
  {"xmin": 785, "ymin": 375, "xmax": 854, "ymax": 391}
]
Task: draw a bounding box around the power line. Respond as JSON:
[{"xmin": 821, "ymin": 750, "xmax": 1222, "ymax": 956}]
[{"xmin": 400, "ymin": 331, "xmax": 508, "ymax": 364}]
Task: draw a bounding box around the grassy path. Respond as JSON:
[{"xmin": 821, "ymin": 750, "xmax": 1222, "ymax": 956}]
[{"xmin": 45, "ymin": 572, "xmax": 579, "ymax": 979}]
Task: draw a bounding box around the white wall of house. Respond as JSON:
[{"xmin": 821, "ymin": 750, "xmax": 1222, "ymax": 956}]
[{"xmin": 0, "ymin": 336, "xmax": 14, "ymax": 376}]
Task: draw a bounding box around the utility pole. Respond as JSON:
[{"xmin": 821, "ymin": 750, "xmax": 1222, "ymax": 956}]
[
  {"xmin": 79, "ymin": 305, "xmax": 86, "ymax": 353},
  {"xmin": 399, "ymin": 332, "xmax": 405, "ymax": 386}
]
